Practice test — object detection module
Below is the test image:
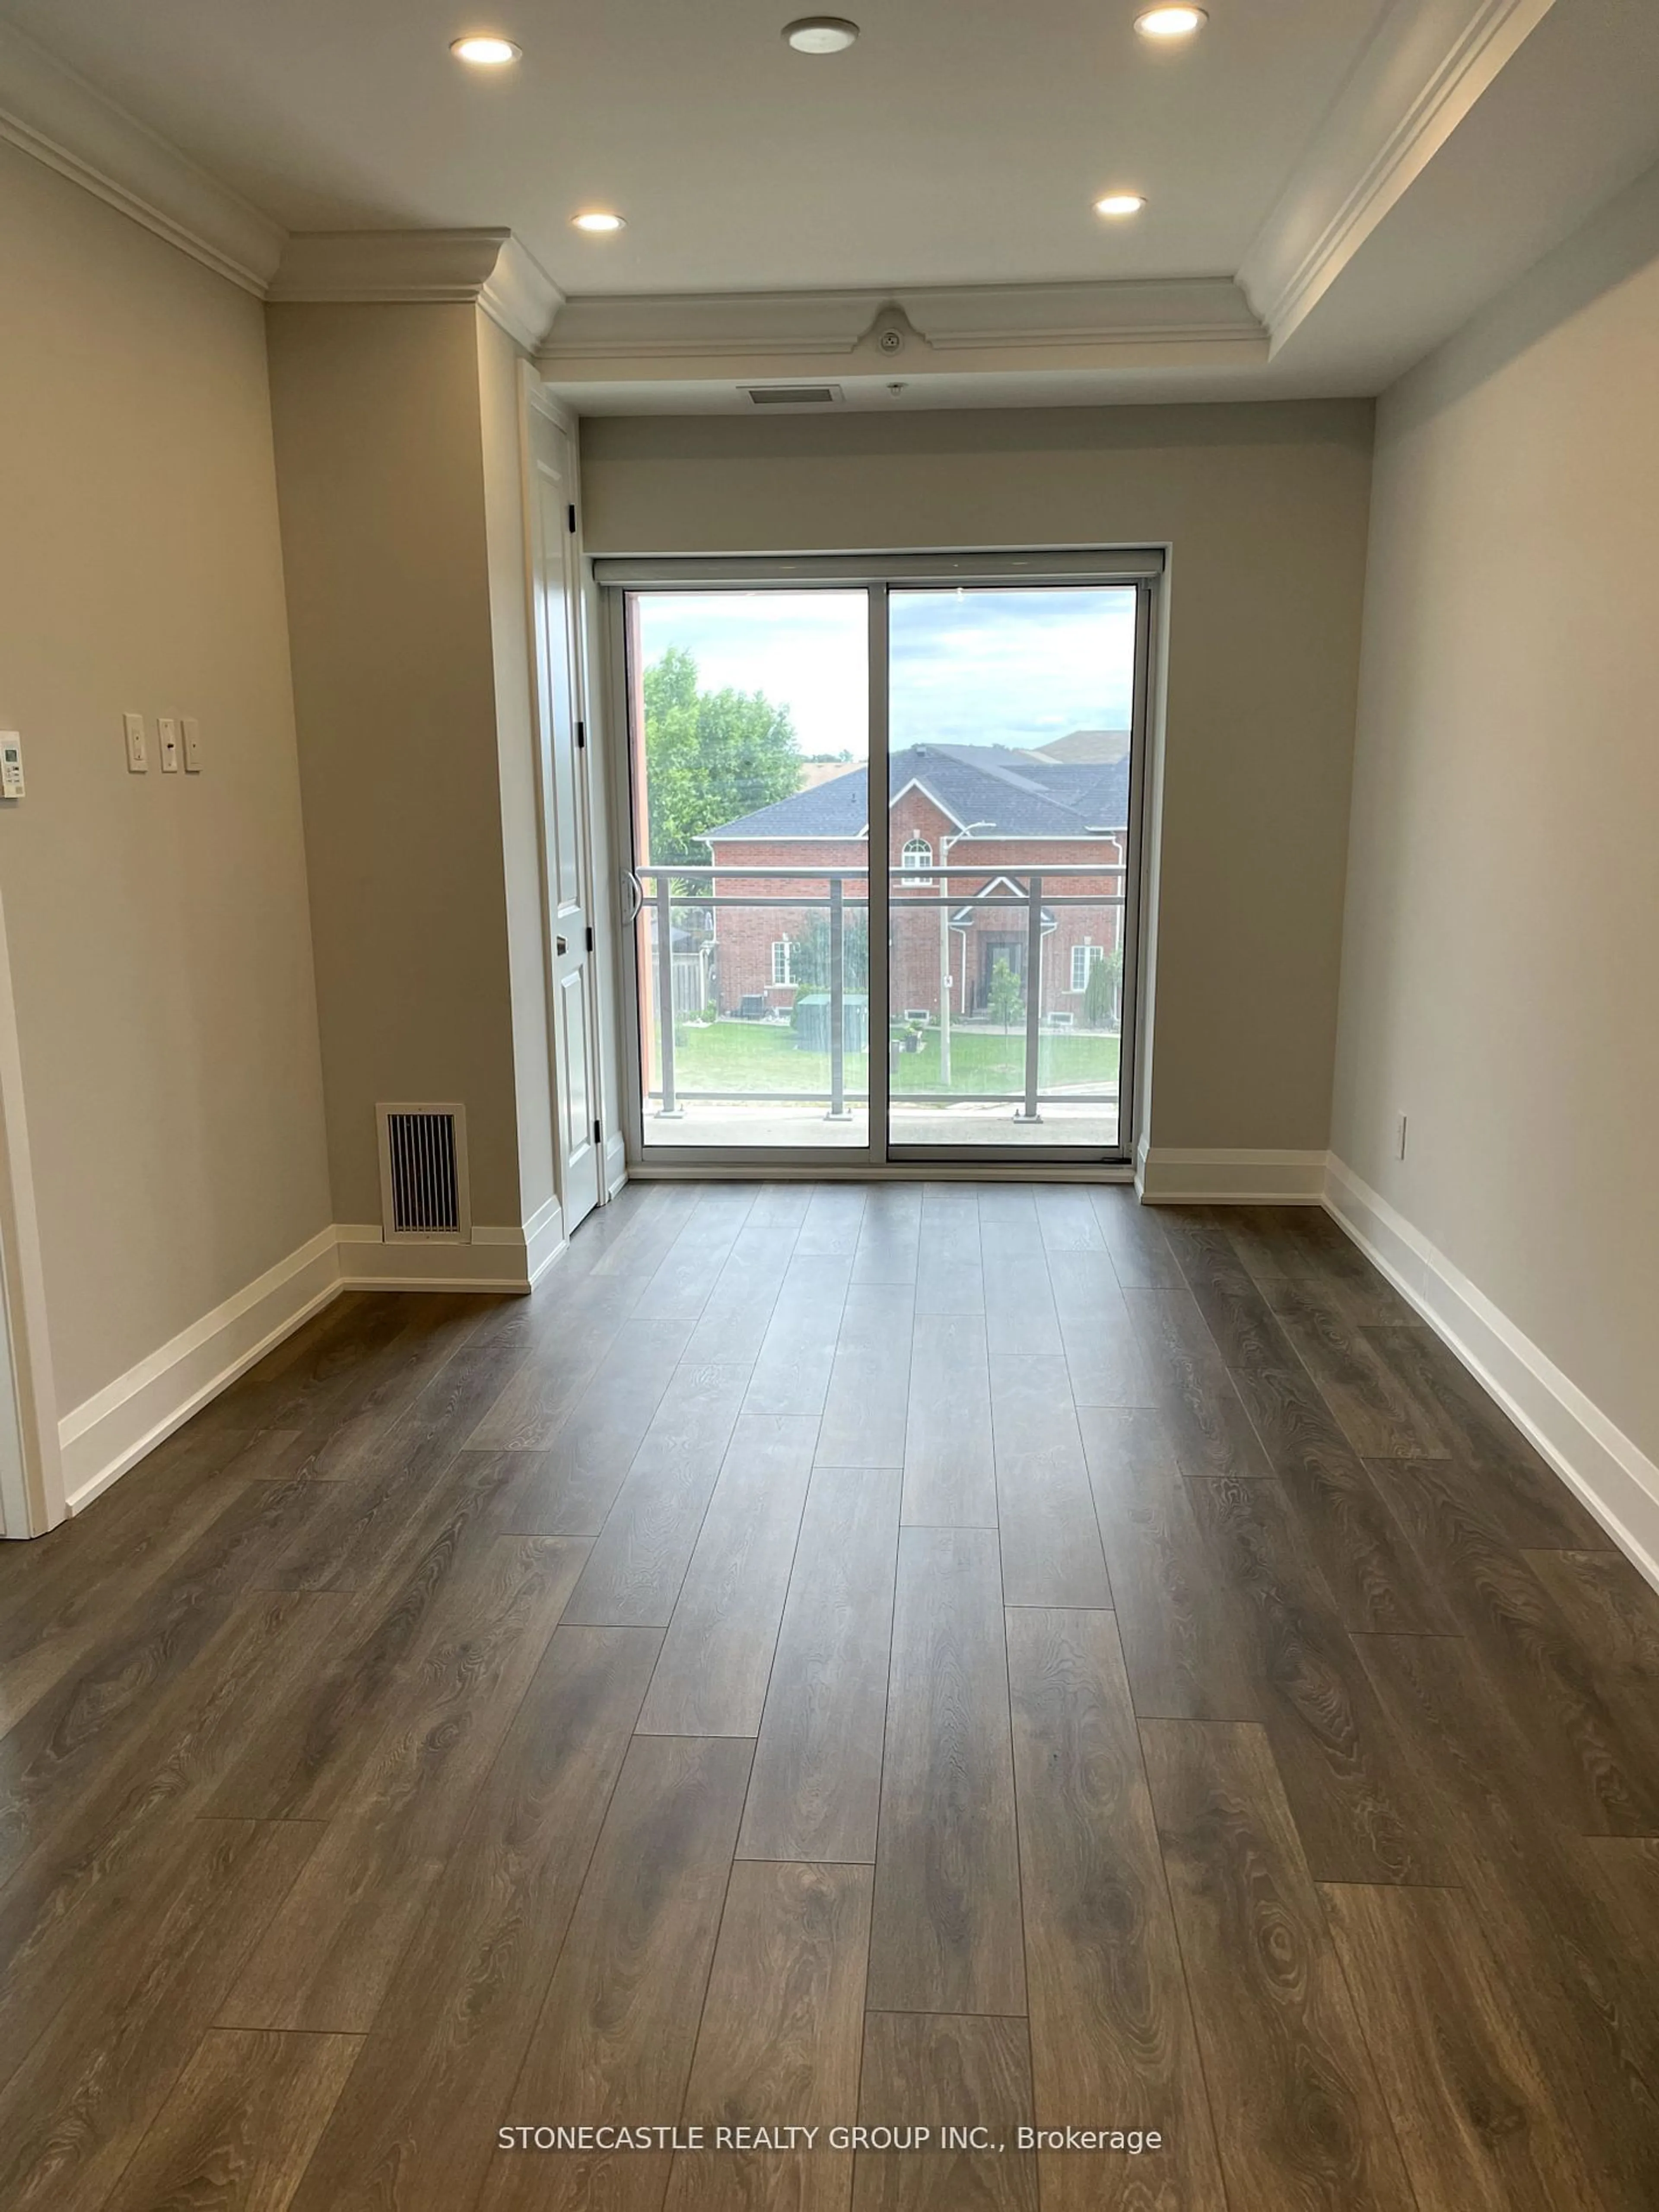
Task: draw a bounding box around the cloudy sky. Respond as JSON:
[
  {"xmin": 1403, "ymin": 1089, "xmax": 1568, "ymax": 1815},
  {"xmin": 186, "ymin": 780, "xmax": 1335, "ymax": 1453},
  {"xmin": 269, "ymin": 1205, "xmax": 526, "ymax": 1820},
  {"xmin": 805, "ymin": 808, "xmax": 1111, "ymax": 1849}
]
[{"xmin": 637, "ymin": 586, "xmax": 1135, "ymax": 759}]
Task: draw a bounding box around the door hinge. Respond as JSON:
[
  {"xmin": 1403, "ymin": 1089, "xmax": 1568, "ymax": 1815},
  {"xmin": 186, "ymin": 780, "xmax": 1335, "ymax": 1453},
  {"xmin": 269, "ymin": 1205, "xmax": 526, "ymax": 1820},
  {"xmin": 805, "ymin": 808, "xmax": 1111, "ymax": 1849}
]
[
  {"xmin": 585, "ymin": 925, "xmax": 594, "ymax": 952},
  {"xmin": 575, "ymin": 719, "xmax": 585, "ymax": 749},
  {"xmin": 592, "ymin": 1117, "xmax": 602, "ymax": 1144},
  {"xmin": 567, "ymin": 503, "xmax": 577, "ymax": 534}
]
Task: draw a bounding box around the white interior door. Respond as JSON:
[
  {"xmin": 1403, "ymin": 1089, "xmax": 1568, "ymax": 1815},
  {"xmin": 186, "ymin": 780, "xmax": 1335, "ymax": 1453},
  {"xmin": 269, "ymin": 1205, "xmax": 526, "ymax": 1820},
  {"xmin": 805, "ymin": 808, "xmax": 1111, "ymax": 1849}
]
[{"xmin": 527, "ymin": 404, "xmax": 604, "ymax": 1236}]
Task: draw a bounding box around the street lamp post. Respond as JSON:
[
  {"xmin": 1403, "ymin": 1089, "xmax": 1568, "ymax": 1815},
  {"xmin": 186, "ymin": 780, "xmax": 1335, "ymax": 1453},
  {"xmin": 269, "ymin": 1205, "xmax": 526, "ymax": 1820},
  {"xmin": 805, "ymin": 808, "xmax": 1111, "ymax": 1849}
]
[{"xmin": 938, "ymin": 821, "xmax": 992, "ymax": 1090}]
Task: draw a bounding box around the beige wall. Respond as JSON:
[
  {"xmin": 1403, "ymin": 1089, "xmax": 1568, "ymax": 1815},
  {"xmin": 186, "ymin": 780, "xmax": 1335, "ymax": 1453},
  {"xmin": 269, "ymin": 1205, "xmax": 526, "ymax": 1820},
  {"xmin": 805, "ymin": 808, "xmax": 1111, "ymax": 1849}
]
[
  {"xmin": 266, "ymin": 302, "xmax": 527, "ymax": 1227},
  {"xmin": 579, "ymin": 401, "xmax": 1373, "ymax": 1155},
  {"xmin": 0, "ymin": 143, "xmax": 331, "ymax": 1413},
  {"xmin": 1332, "ymin": 159, "xmax": 1659, "ymax": 1463}
]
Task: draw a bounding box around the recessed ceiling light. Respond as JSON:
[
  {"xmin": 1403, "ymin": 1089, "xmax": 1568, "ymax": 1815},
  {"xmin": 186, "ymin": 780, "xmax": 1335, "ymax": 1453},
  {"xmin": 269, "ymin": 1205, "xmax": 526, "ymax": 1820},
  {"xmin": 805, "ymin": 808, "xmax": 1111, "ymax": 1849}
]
[
  {"xmin": 1094, "ymin": 193, "xmax": 1147, "ymax": 218},
  {"xmin": 783, "ymin": 16, "xmax": 860, "ymax": 54},
  {"xmin": 1134, "ymin": 5, "xmax": 1208, "ymax": 38},
  {"xmin": 450, "ymin": 34, "xmax": 521, "ymax": 65},
  {"xmin": 571, "ymin": 210, "xmax": 626, "ymax": 234}
]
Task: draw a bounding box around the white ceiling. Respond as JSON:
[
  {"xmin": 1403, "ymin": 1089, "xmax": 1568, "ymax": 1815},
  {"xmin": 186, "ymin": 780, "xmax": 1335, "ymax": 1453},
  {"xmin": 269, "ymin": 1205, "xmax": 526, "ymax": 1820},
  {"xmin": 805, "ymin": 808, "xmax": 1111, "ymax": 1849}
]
[
  {"xmin": 3, "ymin": 0, "xmax": 1658, "ymax": 408},
  {"xmin": 0, "ymin": 0, "xmax": 1388, "ymax": 294}
]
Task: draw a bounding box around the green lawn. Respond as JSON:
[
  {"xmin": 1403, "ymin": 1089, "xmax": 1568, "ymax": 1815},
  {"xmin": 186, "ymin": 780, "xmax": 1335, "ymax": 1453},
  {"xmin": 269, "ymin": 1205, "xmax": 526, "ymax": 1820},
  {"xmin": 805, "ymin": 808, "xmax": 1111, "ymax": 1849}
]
[{"xmin": 656, "ymin": 1017, "xmax": 1119, "ymax": 1098}]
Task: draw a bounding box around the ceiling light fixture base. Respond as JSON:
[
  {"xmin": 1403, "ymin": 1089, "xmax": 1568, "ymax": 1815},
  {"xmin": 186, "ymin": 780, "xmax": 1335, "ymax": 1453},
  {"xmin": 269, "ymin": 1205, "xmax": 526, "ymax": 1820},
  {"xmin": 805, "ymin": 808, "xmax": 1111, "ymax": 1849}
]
[
  {"xmin": 783, "ymin": 17, "xmax": 861, "ymax": 54},
  {"xmin": 449, "ymin": 35, "xmax": 522, "ymax": 66},
  {"xmin": 1133, "ymin": 6, "xmax": 1208, "ymax": 40}
]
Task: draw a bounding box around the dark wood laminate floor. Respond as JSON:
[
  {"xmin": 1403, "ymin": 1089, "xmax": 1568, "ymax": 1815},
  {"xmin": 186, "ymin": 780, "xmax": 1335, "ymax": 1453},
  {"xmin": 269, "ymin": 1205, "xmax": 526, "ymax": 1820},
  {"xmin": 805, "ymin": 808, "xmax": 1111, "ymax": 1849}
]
[{"xmin": 3, "ymin": 1180, "xmax": 1658, "ymax": 2210}]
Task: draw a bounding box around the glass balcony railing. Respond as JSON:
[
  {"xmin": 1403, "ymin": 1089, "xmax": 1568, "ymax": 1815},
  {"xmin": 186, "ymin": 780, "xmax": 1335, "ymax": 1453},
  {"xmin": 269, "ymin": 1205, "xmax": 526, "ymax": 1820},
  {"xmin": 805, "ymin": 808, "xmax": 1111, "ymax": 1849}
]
[{"xmin": 631, "ymin": 864, "xmax": 1124, "ymax": 1151}]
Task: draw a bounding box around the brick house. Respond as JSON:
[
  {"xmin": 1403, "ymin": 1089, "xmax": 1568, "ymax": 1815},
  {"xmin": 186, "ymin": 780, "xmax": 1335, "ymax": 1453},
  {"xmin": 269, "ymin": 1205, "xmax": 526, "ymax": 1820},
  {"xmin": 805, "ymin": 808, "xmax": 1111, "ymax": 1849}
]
[{"xmin": 702, "ymin": 743, "xmax": 1128, "ymax": 1023}]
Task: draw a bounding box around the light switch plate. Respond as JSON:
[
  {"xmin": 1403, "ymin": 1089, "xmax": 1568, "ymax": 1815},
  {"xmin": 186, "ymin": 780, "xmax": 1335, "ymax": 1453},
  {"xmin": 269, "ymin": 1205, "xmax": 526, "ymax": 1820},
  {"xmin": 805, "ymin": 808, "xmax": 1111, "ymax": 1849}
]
[
  {"xmin": 124, "ymin": 712, "xmax": 148, "ymax": 772},
  {"xmin": 0, "ymin": 734, "xmax": 22, "ymax": 801},
  {"xmin": 182, "ymin": 716, "xmax": 202, "ymax": 772},
  {"xmin": 158, "ymin": 715, "xmax": 180, "ymax": 772}
]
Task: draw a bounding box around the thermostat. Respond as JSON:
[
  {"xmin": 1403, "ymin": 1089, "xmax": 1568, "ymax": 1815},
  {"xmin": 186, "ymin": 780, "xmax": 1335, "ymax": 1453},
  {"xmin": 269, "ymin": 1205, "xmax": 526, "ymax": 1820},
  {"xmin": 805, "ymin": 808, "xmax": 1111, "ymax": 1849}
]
[{"xmin": 0, "ymin": 734, "xmax": 22, "ymax": 801}]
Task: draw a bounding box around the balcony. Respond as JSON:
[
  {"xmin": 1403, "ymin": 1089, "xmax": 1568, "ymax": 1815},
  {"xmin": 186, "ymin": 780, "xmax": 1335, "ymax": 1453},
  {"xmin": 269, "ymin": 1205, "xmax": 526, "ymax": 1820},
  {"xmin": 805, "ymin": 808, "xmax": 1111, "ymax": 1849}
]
[{"xmin": 632, "ymin": 864, "xmax": 1125, "ymax": 1152}]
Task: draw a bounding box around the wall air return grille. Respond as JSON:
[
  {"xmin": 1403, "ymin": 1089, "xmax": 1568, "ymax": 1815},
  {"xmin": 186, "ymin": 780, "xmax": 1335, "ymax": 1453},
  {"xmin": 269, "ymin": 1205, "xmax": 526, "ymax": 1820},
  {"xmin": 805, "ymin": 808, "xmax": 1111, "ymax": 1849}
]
[
  {"xmin": 377, "ymin": 1103, "xmax": 471, "ymax": 1242},
  {"xmin": 743, "ymin": 384, "xmax": 843, "ymax": 407}
]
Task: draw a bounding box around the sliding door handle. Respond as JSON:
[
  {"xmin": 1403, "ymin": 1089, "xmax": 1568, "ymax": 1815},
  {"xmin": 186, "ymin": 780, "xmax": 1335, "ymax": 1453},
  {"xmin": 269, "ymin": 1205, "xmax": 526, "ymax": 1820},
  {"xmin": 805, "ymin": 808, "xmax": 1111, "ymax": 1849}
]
[{"xmin": 622, "ymin": 870, "xmax": 645, "ymax": 924}]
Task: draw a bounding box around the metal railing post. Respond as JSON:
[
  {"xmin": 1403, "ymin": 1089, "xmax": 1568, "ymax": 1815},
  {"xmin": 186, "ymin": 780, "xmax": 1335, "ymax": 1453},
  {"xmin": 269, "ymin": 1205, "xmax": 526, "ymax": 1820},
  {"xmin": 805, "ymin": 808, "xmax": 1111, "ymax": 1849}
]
[
  {"xmin": 938, "ymin": 882, "xmax": 952, "ymax": 1089},
  {"xmin": 654, "ymin": 874, "xmax": 683, "ymax": 1118},
  {"xmin": 1017, "ymin": 871, "xmax": 1043, "ymax": 1122},
  {"xmin": 826, "ymin": 873, "xmax": 849, "ymax": 1120}
]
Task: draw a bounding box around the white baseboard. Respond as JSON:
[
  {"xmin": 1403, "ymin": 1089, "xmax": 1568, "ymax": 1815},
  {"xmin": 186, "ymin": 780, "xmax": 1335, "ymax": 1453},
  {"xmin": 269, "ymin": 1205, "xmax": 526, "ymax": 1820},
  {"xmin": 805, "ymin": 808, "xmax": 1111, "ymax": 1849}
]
[
  {"xmin": 335, "ymin": 1221, "xmax": 541, "ymax": 1292},
  {"xmin": 1325, "ymin": 1156, "xmax": 1659, "ymax": 1594},
  {"xmin": 57, "ymin": 1224, "xmax": 342, "ymax": 1513},
  {"xmin": 1136, "ymin": 1141, "xmax": 1330, "ymax": 1205},
  {"xmin": 521, "ymin": 1194, "xmax": 566, "ymax": 1287},
  {"xmin": 56, "ymin": 1209, "xmax": 571, "ymax": 1516},
  {"xmin": 627, "ymin": 1159, "xmax": 1135, "ymax": 1185},
  {"xmin": 605, "ymin": 1132, "xmax": 627, "ymax": 1199}
]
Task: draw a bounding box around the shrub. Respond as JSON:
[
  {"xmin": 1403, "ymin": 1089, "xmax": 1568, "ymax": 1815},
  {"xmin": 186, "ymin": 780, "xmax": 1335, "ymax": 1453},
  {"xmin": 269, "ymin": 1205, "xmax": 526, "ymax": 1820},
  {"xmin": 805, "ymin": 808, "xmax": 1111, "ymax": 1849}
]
[{"xmin": 987, "ymin": 957, "xmax": 1024, "ymax": 1032}]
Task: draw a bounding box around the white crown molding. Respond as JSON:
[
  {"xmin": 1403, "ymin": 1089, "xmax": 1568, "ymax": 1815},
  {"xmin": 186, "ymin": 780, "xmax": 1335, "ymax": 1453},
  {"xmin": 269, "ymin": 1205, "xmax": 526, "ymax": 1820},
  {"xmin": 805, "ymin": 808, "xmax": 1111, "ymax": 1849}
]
[
  {"xmin": 542, "ymin": 289, "xmax": 885, "ymax": 360},
  {"xmin": 901, "ymin": 278, "xmax": 1263, "ymax": 352},
  {"xmin": 0, "ymin": 35, "xmax": 565, "ymax": 346},
  {"xmin": 0, "ymin": 26, "xmax": 565, "ymax": 341},
  {"xmin": 0, "ymin": 0, "xmax": 1588, "ymax": 400},
  {"xmin": 1239, "ymin": 0, "xmax": 1560, "ymax": 349},
  {"xmin": 480, "ymin": 235, "xmax": 567, "ymax": 353},
  {"xmin": 270, "ymin": 229, "xmax": 564, "ymax": 349},
  {"xmin": 539, "ymin": 277, "xmax": 1264, "ymax": 380},
  {"xmin": 271, "ymin": 226, "xmax": 505, "ymax": 303},
  {"xmin": 0, "ymin": 17, "xmax": 283, "ymax": 295}
]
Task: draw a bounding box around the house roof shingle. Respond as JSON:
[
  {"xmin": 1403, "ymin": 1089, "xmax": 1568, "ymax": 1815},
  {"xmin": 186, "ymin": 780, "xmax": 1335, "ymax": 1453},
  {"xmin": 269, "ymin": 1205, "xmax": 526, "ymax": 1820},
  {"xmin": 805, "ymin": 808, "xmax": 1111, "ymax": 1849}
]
[{"xmin": 704, "ymin": 743, "xmax": 1129, "ymax": 842}]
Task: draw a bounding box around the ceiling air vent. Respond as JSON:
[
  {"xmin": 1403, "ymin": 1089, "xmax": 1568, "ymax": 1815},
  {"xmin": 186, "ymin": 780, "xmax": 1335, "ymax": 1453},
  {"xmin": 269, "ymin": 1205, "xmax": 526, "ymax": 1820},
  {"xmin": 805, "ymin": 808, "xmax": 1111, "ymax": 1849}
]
[
  {"xmin": 377, "ymin": 1103, "xmax": 471, "ymax": 1242},
  {"xmin": 743, "ymin": 384, "xmax": 844, "ymax": 407}
]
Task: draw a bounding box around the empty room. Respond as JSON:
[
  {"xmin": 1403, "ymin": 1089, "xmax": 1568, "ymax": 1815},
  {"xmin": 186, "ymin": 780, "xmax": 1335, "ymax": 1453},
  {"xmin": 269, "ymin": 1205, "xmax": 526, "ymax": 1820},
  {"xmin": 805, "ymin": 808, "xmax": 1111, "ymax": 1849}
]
[{"xmin": 3, "ymin": 2, "xmax": 1659, "ymax": 2206}]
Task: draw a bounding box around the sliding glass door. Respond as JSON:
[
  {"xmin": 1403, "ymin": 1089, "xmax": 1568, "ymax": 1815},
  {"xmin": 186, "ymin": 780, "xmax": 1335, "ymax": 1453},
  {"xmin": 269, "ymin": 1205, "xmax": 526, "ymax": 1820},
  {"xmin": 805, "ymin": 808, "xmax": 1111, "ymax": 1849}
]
[
  {"xmin": 605, "ymin": 556, "xmax": 1152, "ymax": 1171},
  {"xmin": 620, "ymin": 588, "xmax": 871, "ymax": 1154},
  {"xmin": 886, "ymin": 585, "xmax": 1138, "ymax": 1156}
]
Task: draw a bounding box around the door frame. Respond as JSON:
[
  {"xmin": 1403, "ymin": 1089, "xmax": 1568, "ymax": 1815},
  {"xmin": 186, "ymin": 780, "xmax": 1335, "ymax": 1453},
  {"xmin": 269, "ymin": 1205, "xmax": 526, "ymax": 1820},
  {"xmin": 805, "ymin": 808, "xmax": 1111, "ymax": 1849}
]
[
  {"xmin": 0, "ymin": 887, "xmax": 64, "ymax": 1536},
  {"xmin": 521, "ymin": 372, "xmax": 608, "ymax": 1235},
  {"xmin": 597, "ymin": 550, "xmax": 1161, "ymax": 1179}
]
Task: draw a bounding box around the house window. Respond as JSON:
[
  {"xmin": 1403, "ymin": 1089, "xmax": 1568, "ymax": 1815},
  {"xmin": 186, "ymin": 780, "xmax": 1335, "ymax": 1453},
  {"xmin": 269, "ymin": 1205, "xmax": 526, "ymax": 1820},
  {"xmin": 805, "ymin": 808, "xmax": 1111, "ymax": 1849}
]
[
  {"xmin": 1071, "ymin": 941, "xmax": 1104, "ymax": 993},
  {"xmin": 901, "ymin": 836, "xmax": 934, "ymax": 885},
  {"xmin": 771, "ymin": 939, "xmax": 795, "ymax": 987}
]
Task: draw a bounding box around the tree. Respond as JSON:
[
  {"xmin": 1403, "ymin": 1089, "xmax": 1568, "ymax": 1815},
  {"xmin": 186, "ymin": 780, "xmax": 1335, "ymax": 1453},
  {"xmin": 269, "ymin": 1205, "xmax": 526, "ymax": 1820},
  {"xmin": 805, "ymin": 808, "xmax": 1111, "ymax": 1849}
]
[
  {"xmin": 786, "ymin": 911, "xmax": 870, "ymax": 995},
  {"xmin": 987, "ymin": 955, "xmax": 1024, "ymax": 1034},
  {"xmin": 642, "ymin": 646, "xmax": 803, "ymax": 874},
  {"xmin": 1083, "ymin": 947, "xmax": 1122, "ymax": 1030}
]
